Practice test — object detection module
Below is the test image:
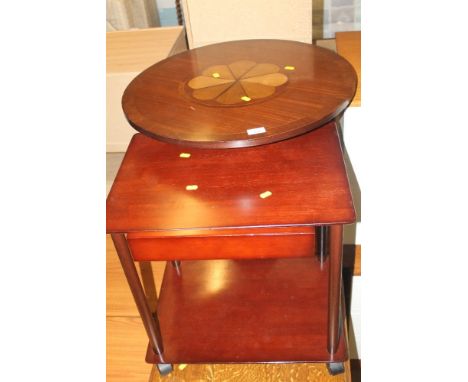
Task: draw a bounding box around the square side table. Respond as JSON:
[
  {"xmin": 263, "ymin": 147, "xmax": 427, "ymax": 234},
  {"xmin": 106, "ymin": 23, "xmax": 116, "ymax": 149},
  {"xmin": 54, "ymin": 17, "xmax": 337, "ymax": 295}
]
[{"xmin": 107, "ymin": 121, "xmax": 355, "ymax": 375}]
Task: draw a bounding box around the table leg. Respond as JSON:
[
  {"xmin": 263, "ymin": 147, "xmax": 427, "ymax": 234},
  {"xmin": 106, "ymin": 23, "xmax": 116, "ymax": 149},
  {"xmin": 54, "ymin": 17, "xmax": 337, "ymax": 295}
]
[
  {"xmin": 111, "ymin": 233, "xmax": 165, "ymax": 361},
  {"xmin": 171, "ymin": 260, "xmax": 181, "ymax": 275},
  {"xmin": 318, "ymin": 225, "xmax": 329, "ymax": 267},
  {"xmin": 327, "ymin": 224, "xmax": 343, "ymax": 356}
]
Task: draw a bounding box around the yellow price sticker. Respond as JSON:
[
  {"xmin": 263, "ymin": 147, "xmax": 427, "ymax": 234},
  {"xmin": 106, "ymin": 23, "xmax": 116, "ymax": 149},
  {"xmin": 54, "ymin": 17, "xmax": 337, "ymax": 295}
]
[{"xmin": 259, "ymin": 191, "xmax": 272, "ymax": 199}]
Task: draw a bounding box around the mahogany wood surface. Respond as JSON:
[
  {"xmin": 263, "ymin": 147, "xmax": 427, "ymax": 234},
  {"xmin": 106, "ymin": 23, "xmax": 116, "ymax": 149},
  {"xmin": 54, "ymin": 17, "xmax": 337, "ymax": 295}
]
[
  {"xmin": 145, "ymin": 257, "xmax": 347, "ymax": 364},
  {"xmin": 328, "ymin": 225, "xmax": 344, "ymax": 356},
  {"xmin": 106, "ymin": 122, "xmax": 355, "ymax": 233},
  {"xmin": 127, "ymin": 227, "xmax": 315, "ymax": 262},
  {"xmin": 106, "ymin": 233, "xmax": 356, "ymax": 382},
  {"xmin": 122, "ymin": 39, "xmax": 357, "ymax": 148}
]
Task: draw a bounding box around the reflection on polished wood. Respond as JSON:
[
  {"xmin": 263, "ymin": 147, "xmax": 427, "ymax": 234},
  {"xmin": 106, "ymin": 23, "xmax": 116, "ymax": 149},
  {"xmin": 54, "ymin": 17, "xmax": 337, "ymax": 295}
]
[
  {"xmin": 127, "ymin": 226, "xmax": 316, "ymax": 262},
  {"xmin": 122, "ymin": 39, "xmax": 357, "ymax": 148},
  {"xmin": 145, "ymin": 258, "xmax": 347, "ymax": 364},
  {"xmin": 106, "ymin": 122, "xmax": 355, "ymax": 233},
  {"xmin": 107, "ymin": 235, "xmax": 356, "ymax": 381},
  {"xmin": 187, "ymin": 61, "xmax": 288, "ymax": 106}
]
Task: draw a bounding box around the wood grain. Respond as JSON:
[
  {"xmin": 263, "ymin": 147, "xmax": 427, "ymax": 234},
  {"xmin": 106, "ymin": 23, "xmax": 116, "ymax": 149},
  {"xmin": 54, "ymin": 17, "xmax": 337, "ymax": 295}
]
[
  {"xmin": 145, "ymin": 258, "xmax": 347, "ymax": 364},
  {"xmin": 106, "ymin": 122, "xmax": 356, "ymax": 233},
  {"xmin": 328, "ymin": 225, "xmax": 344, "ymax": 355},
  {"xmin": 107, "ymin": 316, "xmax": 152, "ymax": 382},
  {"xmin": 112, "ymin": 234, "xmax": 165, "ymax": 359},
  {"xmin": 149, "ymin": 362, "xmax": 351, "ymax": 382},
  {"xmin": 107, "ymin": 235, "xmax": 166, "ymax": 317},
  {"xmin": 122, "ymin": 39, "xmax": 357, "ymax": 148},
  {"xmin": 108, "ymin": 317, "xmax": 351, "ymax": 382},
  {"xmin": 335, "ymin": 31, "xmax": 361, "ymax": 107},
  {"xmin": 354, "ymin": 245, "xmax": 361, "ymax": 275},
  {"xmin": 107, "ymin": 235, "xmax": 357, "ymax": 381},
  {"xmin": 186, "ymin": 63, "xmax": 289, "ymax": 107},
  {"xmin": 127, "ymin": 226, "xmax": 316, "ymax": 261}
]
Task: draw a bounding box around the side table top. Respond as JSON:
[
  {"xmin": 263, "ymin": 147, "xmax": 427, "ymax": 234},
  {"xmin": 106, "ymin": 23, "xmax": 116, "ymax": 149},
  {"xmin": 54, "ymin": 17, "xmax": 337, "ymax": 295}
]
[
  {"xmin": 106, "ymin": 122, "xmax": 355, "ymax": 233},
  {"xmin": 122, "ymin": 39, "xmax": 357, "ymax": 148}
]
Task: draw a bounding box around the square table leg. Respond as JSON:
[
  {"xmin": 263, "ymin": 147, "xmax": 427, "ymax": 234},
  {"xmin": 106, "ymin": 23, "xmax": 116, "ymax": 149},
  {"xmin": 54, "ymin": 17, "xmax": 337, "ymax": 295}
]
[
  {"xmin": 111, "ymin": 233, "xmax": 165, "ymax": 362},
  {"xmin": 328, "ymin": 224, "xmax": 344, "ymax": 357}
]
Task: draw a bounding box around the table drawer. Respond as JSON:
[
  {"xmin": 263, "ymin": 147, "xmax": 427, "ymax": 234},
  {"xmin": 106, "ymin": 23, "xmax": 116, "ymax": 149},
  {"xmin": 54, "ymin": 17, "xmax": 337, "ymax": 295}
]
[{"xmin": 127, "ymin": 227, "xmax": 316, "ymax": 261}]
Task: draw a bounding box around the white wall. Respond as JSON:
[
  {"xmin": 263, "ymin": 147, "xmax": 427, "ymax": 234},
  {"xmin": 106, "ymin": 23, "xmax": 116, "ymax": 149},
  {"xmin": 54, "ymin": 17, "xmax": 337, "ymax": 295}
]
[{"xmin": 181, "ymin": 0, "xmax": 312, "ymax": 48}]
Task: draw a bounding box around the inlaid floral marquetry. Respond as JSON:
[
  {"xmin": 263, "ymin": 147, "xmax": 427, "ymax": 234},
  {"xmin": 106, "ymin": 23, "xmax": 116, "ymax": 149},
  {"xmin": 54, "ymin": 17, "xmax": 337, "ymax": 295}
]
[
  {"xmin": 122, "ymin": 39, "xmax": 357, "ymax": 148},
  {"xmin": 186, "ymin": 60, "xmax": 289, "ymax": 106}
]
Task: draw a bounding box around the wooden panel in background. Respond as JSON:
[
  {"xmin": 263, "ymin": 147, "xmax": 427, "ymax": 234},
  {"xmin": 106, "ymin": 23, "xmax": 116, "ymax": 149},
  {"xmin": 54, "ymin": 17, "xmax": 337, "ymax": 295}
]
[
  {"xmin": 106, "ymin": 26, "xmax": 187, "ymax": 73},
  {"xmin": 107, "ymin": 316, "xmax": 153, "ymax": 382},
  {"xmin": 335, "ymin": 31, "xmax": 361, "ymax": 107},
  {"xmin": 107, "ymin": 235, "xmax": 166, "ymax": 317},
  {"xmin": 106, "ymin": 26, "xmax": 187, "ymax": 152},
  {"xmin": 343, "ymin": 244, "xmax": 361, "ymax": 276}
]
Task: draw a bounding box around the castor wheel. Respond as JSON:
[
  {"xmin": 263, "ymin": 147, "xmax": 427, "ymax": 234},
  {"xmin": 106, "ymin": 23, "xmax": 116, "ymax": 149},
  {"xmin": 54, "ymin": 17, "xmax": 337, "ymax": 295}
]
[
  {"xmin": 157, "ymin": 363, "xmax": 173, "ymax": 376},
  {"xmin": 327, "ymin": 362, "xmax": 345, "ymax": 375}
]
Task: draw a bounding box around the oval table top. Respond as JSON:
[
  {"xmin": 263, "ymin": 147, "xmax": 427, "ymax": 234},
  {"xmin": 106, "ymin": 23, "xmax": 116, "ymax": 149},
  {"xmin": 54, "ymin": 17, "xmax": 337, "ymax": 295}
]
[{"xmin": 122, "ymin": 39, "xmax": 357, "ymax": 148}]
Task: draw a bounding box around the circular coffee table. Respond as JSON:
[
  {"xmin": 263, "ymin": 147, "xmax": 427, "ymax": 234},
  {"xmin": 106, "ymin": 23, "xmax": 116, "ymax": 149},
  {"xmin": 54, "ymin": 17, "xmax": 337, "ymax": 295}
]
[{"xmin": 122, "ymin": 39, "xmax": 357, "ymax": 148}]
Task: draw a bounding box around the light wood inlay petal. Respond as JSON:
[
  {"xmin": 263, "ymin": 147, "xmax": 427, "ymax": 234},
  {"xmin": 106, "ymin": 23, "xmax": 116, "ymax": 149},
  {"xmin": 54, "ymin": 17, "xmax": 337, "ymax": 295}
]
[
  {"xmin": 189, "ymin": 61, "xmax": 288, "ymax": 105},
  {"xmin": 242, "ymin": 73, "xmax": 288, "ymax": 87},
  {"xmin": 242, "ymin": 63, "xmax": 280, "ymax": 79},
  {"xmin": 187, "ymin": 76, "xmax": 234, "ymax": 90},
  {"xmin": 216, "ymin": 82, "xmax": 247, "ymax": 105},
  {"xmin": 192, "ymin": 83, "xmax": 233, "ymax": 100},
  {"xmin": 241, "ymin": 81, "xmax": 276, "ymax": 99},
  {"xmin": 228, "ymin": 60, "xmax": 257, "ymax": 78},
  {"xmin": 202, "ymin": 65, "xmax": 235, "ymax": 80}
]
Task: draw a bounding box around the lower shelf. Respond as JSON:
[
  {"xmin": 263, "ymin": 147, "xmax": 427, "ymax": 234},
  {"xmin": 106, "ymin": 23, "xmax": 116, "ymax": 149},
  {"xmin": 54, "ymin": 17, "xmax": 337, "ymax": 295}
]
[{"xmin": 146, "ymin": 257, "xmax": 347, "ymax": 364}]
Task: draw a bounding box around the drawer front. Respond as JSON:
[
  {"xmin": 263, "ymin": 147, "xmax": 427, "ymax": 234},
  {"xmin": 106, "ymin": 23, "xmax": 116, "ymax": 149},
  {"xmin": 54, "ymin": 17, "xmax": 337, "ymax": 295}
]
[{"xmin": 127, "ymin": 231, "xmax": 316, "ymax": 262}]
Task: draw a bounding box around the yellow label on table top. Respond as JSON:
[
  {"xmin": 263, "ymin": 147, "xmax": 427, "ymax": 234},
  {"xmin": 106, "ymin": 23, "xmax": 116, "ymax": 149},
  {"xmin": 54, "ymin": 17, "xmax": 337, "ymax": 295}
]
[{"xmin": 260, "ymin": 191, "xmax": 272, "ymax": 199}]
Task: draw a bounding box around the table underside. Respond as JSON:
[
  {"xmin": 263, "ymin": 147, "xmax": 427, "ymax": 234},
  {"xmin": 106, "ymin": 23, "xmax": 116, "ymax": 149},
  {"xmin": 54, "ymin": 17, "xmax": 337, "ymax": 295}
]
[{"xmin": 145, "ymin": 257, "xmax": 347, "ymax": 364}]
